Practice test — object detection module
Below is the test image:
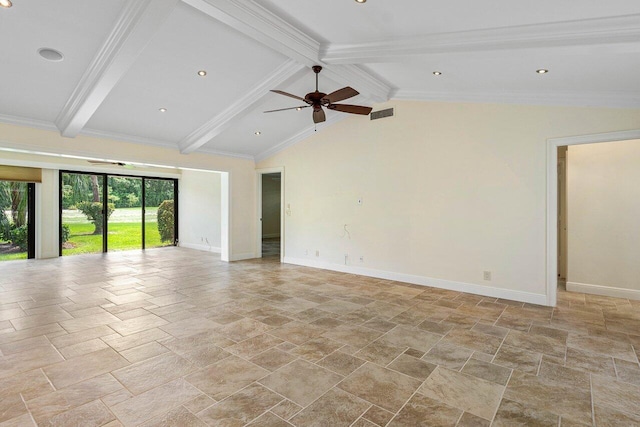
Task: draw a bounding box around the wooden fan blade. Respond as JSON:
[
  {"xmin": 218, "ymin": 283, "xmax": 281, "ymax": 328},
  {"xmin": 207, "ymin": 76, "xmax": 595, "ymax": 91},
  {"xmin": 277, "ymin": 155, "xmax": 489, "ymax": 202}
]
[
  {"xmin": 323, "ymin": 87, "xmax": 359, "ymax": 104},
  {"xmin": 313, "ymin": 108, "xmax": 326, "ymax": 124},
  {"xmin": 88, "ymin": 160, "xmax": 125, "ymax": 166},
  {"xmin": 271, "ymin": 90, "xmax": 308, "ymax": 103},
  {"xmin": 264, "ymin": 106, "xmax": 310, "ymax": 113},
  {"xmin": 327, "ymin": 104, "xmax": 373, "ymax": 115}
]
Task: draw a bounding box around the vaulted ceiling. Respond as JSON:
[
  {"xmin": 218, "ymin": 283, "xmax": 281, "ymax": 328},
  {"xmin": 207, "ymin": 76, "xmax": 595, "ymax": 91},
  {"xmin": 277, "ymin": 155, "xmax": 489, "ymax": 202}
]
[{"xmin": 1, "ymin": 0, "xmax": 639, "ymax": 161}]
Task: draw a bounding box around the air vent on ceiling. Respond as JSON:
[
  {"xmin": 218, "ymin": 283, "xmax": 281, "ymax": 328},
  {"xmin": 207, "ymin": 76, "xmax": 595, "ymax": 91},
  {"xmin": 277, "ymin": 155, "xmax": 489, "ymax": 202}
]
[{"xmin": 370, "ymin": 107, "xmax": 394, "ymax": 121}]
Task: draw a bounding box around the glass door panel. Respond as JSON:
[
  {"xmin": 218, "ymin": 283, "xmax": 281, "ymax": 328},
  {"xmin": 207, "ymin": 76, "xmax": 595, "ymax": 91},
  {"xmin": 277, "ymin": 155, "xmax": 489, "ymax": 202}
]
[
  {"xmin": 0, "ymin": 181, "xmax": 30, "ymax": 261},
  {"xmin": 61, "ymin": 173, "xmax": 104, "ymax": 255},
  {"xmin": 144, "ymin": 179, "xmax": 176, "ymax": 248},
  {"xmin": 107, "ymin": 176, "xmax": 142, "ymax": 252}
]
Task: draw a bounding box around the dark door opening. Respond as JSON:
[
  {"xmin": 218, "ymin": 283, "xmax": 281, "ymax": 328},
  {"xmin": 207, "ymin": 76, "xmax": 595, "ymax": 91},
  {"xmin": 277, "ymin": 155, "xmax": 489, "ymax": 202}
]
[{"xmin": 261, "ymin": 173, "xmax": 281, "ymax": 259}]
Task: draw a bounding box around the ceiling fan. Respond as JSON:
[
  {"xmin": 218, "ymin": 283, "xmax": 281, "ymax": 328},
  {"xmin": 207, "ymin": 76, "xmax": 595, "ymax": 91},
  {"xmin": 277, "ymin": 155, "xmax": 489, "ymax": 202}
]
[
  {"xmin": 265, "ymin": 65, "xmax": 372, "ymax": 124},
  {"xmin": 87, "ymin": 160, "xmax": 134, "ymax": 169}
]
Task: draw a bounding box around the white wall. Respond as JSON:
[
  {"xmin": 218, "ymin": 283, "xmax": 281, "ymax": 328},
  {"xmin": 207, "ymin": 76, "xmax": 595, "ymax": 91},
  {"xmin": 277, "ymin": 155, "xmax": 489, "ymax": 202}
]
[
  {"xmin": 179, "ymin": 170, "xmax": 222, "ymax": 252},
  {"xmin": 567, "ymin": 139, "xmax": 640, "ymax": 299},
  {"xmin": 261, "ymin": 174, "xmax": 281, "ymax": 238},
  {"xmin": 0, "ymin": 122, "xmax": 257, "ymax": 261},
  {"xmin": 258, "ymin": 100, "xmax": 640, "ymax": 305}
]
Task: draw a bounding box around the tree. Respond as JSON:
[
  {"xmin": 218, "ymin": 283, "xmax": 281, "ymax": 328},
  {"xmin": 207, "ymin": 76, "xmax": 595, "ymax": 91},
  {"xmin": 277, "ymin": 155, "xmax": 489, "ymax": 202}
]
[
  {"xmin": 157, "ymin": 200, "xmax": 175, "ymax": 243},
  {"xmin": 77, "ymin": 201, "xmax": 115, "ymax": 235}
]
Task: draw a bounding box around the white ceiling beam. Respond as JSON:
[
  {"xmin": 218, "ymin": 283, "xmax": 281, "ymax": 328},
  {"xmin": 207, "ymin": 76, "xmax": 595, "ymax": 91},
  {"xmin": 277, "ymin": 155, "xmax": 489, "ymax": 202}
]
[
  {"xmin": 181, "ymin": 0, "xmax": 392, "ymax": 102},
  {"xmin": 322, "ymin": 14, "xmax": 640, "ymax": 64},
  {"xmin": 55, "ymin": 0, "xmax": 179, "ymax": 138},
  {"xmin": 179, "ymin": 60, "xmax": 306, "ymax": 154}
]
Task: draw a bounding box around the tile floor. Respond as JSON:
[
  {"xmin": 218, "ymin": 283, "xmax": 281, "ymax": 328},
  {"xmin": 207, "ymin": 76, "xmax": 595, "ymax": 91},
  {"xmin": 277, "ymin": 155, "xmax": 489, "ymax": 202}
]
[{"xmin": 0, "ymin": 248, "xmax": 639, "ymax": 426}]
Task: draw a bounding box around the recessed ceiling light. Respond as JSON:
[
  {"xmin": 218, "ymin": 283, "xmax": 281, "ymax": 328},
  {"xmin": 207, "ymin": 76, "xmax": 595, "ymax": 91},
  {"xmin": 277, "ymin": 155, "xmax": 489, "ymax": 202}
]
[
  {"xmin": 255, "ymin": 131, "xmax": 261, "ymax": 136},
  {"xmin": 38, "ymin": 48, "xmax": 64, "ymax": 62},
  {"xmin": 159, "ymin": 108, "xmax": 167, "ymax": 113},
  {"xmin": 355, "ymin": 0, "xmax": 366, "ymax": 3},
  {"xmin": 0, "ymin": 0, "xmax": 12, "ymax": 8},
  {"xmin": 536, "ymin": 69, "xmax": 549, "ymax": 74},
  {"xmin": 296, "ymin": 107, "xmax": 302, "ymax": 111},
  {"xmin": 433, "ymin": 71, "xmax": 442, "ymax": 76},
  {"xmin": 197, "ymin": 70, "xmax": 207, "ymax": 77}
]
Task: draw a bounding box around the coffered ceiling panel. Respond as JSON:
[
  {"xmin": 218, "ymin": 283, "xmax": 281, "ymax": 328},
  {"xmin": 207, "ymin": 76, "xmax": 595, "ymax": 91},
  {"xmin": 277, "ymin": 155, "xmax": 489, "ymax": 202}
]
[
  {"xmin": 0, "ymin": 0, "xmax": 125, "ymax": 122},
  {"xmin": 85, "ymin": 1, "xmax": 289, "ymax": 144}
]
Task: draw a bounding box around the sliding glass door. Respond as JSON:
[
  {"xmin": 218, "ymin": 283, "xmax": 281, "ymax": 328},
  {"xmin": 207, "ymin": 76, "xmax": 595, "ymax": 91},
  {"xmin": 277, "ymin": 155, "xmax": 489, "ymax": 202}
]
[
  {"xmin": 0, "ymin": 181, "xmax": 35, "ymax": 261},
  {"xmin": 144, "ymin": 179, "xmax": 177, "ymax": 248},
  {"xmin": 108, "ymin": 176, "xmax": 143, "ymax": 252},
  {"xmin": 61, "ymin": 173, "xmax": 105, "ymax": 255},
  {"xmin": 60, "ymin": 172, "xmax": 177, "ymax": 256}
]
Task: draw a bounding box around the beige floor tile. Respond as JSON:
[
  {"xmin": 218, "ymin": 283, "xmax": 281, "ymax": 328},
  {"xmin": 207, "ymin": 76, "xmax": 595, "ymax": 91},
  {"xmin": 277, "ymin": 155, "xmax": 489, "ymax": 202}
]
[
  {"xmin": 259, "ymin": 359, "xmax": 342, "ymax": 406},
  {"xmin": 102, "ymin": 327, "xmax": 170, "ymax": 352},
  {"xmin": 0, "ymin": 413, "xmax": 36, "ymax": 427},
  {"xmin": 197, "ymin": 382, "xmax": 283, "ymax": 427},
  {"xmin": 250, "ymin": 348, "xmax": 297, "ymax": 371},
  {"xmin": 594, "ymin": 404, "xmax": 640, "ymax": 426},
  {"xmin": 27, "ymin": 374, "xmax": 123, "ymax": 425},
  {"xmin": 493, "ymin": 344, "xmax": 542, "ymax": 374},
  {"xmin": 138, "ymin": 405, "xmax": 208, "ymax": 427},
  {"xmin": 422, "ymin": 342, "xmax": 473, "ymax": 371},
  {"xmin": 109, "ymin": 379, "xmax": 201, "ymax": 427},
  {"xmin": 354, "ymin": 338, "xmax": 406, "ymax": 366},
  {"xmin": 119, "ymin": 341, "xmax": 169, "ymax": 363},
  {"xmin": 592, "ymin": 373, "xmax": 640, "ymax": 416},
  {"xmin": 387, "ymin": 394, "xmax": 462, "ymax": 427},
  {"xmin": 504, "ymin": 329, "xmax": 566, "ymax": 358},
  {"xmin": 246, "ymin": 412, "xmax": 293, "ymax": 426},
  {"xmin": 186, "ymin": 355, "xmax": 269, "ymax": 400},
  {"xmin": 419, "ymin": 366, "xmax": 504, "ymax": 420},
  {"xmin": 461, "ymin": 358, "xmax": 512, "ymax": 385},
  {"xmin": 322, "ymin": 324, "xmax": 384, "ymax": 348},
  {"xmin": 58, "ymin": 338, "xmax": 110, "ymax": 359},
  {"xmin": 43, "ymin": 347, "xmax": 128, "ymax": 389},
  {"xmin": 269, "ymin": 321, "xmax": 326, "ymax": 345},
  {"xmin": 0, "ymin": 345, "xmax": 64, "ymax": 380},
  {"xmin": 493, "ymin": 398, "xmax": 559, "ymax": 427},
  {"xmin": 443, "ymin": 328, "xmax": 504, "ymax": 355},
  {"xmin": 290, "ymin": 388, "xmax": 370, "ymax": 427},
  {"xmin": 382, "ymin": 325, "xmax": 442, "ymax": 352},
  {"xmin": 112, "ymin": 352, "xmax": 196, "ymax": 395},
  {"xmin": 47, "ymin": 399, "xmax": 115, "ymax": 427},
  {"xmin": 567, "ymin": 333, "xmax": 638, "ymax": 362},
  {"xmin": 338, "ymin": 362, "xmax": 421, "ymax": 413},
  {"xmin": 362, "ymin": 405, "xmax": 394, "ymax": 426},
  {"xmin": 227, "ymin": 333, "xmax": 283, "ymax": 358},
  {"xmin": 387, "ymin": 354, "xmax": 436, "ymax": 380},
  {"xmin": 270, "ymin": 400, "xmax": 303, "ymax": 421}
]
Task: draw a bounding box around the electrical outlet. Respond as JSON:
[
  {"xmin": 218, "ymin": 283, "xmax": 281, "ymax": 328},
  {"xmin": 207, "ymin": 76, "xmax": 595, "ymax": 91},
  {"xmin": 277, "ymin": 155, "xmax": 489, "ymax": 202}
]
[
  {"xmin": 315, "ymin": 250, "xmax": 319, "ymax": 257},
  {"xmin": 344, "ymin": 254, "xmax": 349, "ymax": 265},
  {"xmin": 483, "ymin": 271, "xmax": 492, "ymax": 281},
  {"xmin": 359, "ymin": 256, "xmax": 364, "ymax": 262}
]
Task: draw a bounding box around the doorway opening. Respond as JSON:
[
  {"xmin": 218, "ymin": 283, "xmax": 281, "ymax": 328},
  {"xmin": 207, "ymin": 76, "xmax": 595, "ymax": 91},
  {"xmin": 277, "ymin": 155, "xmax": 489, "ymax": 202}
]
[
  {"xmin": 256, "ymin": 168, "xmax": 284, "ymax": 261},
  {"xmin": 546, "ymin": 129, "xmax": 640, "ymax": 306}
]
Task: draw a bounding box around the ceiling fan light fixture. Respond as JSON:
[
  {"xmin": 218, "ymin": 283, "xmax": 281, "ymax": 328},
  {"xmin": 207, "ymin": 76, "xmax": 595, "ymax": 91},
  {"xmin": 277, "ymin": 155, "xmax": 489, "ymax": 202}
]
[
  {"xmin": 0, "ymin": 0, "xmax": 12, "ymax": 8},
  {"xmin": 255, "ymin": 131, "xmax": 261, "ymax": 136},
  {"xmin": 197, "ymin": 70, "xmax": 207, "ymax": 77},
  {"xmin": 355, "ymin": 0, "xmax": 366, "ymax": 3},
  {"xmin": 433, "ymin": 71, "xmax": 442, "ymax": 76},
  {"xmin": 536, "ymin": 69, "xmax": 549, "ymax": 74},
  {"xmin": 159, "ymin": 108, "xmax": 167, "ymax": 113}
]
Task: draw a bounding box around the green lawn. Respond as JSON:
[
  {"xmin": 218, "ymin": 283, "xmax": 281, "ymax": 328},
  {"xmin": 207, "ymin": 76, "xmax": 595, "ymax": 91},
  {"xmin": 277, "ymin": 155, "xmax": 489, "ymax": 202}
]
[
  {"xmin": 0, "ymin": 247, "xmax": 27, "ymax": 261},
  {"xmin": 62, "ymin": 207, "xmax": 172, "ymax": 255}
]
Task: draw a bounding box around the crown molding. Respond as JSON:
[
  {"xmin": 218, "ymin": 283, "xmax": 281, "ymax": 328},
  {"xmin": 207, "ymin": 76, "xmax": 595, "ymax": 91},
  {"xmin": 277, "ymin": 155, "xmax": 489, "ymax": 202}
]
[
  {"xmin": 192, "ymin": 146, "xmax": 255, "ymax": 161},
  {"xmin": 181, "ymin": 0, "xmax": 391, "ymax": 104},
  {"xmin": 55, "ymin": 0, "xmax": 179, "ymax": 138},
  {"xmin": 0, "ymin": 114, "xmax": 58, "ymax": 132},
  {"xmin": 322, "ymin": 14, "xmax": 640, "ymax": 64},
  {"xmin": 179, "ymin": 60, "xmax": 306, "ymax": 154},
  {"xmin": 254, "ymin": 114, "xmax": 346, "ymax": 162},
  {"xmin": 393, "ymin": 89, "xmax": 640, "ymax": 109}
]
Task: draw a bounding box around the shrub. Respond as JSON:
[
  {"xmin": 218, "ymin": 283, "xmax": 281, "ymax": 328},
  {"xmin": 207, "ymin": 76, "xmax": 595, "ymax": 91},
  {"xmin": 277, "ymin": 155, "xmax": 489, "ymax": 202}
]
[
  {"xmin": 157, "ymin": 200, "xmax": 175, "ymax": 243},
  {"xmin": 61, "ymin": 224, "xmax": 71, "ymax": 243},
  {"xmin": 10, "ymin": 225, "xmax": 28, "ymax": 250},
  {"xmin": 0, "ymin": 212, "xmax": 11, "ymax": 242},
  {"xmin": 77, "ymin": 201, "xmax": 115, "ymax": 235}
]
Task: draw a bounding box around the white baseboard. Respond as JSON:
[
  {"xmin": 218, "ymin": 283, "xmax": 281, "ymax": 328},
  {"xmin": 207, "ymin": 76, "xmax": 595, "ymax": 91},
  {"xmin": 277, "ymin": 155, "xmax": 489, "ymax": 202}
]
[
  {"xmin": 262, "ymin": 234, "xmax": 281, "ymax": 239},
  {"xmin": 230, "ymin": 252, "xmax": 256, "ymax": 261},
  {"xmin": 284, "ymin": 257, "xmax": 548, "ymax": 306},
  {"xmin": 179, "ymin": 242, "xmax": 221, "ymax": 254},
  {"xmin": 567, "ymin": 281, "xmax": 640, "ymax": 301}
]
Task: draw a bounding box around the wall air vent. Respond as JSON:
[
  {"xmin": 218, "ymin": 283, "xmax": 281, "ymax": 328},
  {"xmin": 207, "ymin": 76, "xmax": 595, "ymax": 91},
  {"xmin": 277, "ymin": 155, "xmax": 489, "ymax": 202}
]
[{"xmin": 370, "ymin": 107, "xmax": 394, "ymax": 121}]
